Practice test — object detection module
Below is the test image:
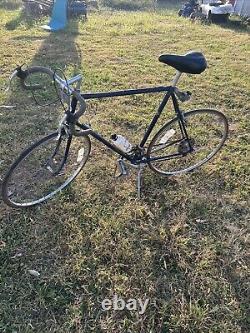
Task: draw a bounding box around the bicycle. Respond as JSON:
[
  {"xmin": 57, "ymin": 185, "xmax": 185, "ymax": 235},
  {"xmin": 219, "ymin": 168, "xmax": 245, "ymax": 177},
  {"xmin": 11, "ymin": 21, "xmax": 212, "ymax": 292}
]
[{"xmin": 2, "ymin": 51, "xmax": 229, "ymax": 208}]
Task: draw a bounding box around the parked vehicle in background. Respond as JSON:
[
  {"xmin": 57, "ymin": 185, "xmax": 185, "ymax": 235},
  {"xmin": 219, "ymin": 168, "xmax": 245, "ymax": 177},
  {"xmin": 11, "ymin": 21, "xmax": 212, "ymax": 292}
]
[
  {"xmin": 199, "ymin": 0, "xmax": 234, "ymax": 22},
  {"xmin": 178, "ymin": 0, "xmax": 198, "ymax": 18}
]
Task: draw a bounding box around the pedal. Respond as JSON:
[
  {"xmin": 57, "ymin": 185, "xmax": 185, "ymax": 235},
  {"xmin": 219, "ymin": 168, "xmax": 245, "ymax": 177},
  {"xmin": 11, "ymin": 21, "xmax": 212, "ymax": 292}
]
[{"xmin": 114, "ymin": 159, "xmax": 128, "ymax": 178}]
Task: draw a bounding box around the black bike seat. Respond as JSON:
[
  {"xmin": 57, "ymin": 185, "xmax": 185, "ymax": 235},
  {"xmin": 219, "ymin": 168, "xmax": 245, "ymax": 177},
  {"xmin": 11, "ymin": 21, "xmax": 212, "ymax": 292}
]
[{"xmin": 159, "ymin": 51, "xmax": 207, "ymax": 74}]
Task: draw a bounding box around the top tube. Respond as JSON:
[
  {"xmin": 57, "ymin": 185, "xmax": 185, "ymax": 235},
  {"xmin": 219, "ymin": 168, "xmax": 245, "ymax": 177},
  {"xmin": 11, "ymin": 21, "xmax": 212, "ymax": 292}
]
[{"xmin": 81, "ymin": 86, "xmax": 171, "ymax": 100}]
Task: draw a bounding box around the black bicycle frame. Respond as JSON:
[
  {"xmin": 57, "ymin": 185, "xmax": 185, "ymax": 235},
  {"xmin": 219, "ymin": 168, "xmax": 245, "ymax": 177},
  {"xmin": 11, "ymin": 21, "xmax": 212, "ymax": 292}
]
[{"xmin": 75, "ymin": 85, "xmax": 188, "ymax": 163}]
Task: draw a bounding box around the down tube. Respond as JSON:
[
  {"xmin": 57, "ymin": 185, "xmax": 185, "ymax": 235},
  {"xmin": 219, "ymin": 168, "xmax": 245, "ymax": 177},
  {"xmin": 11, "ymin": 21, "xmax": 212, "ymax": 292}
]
[
  {"xmin": 76, "ymin": 122, "xmax": 134, "ymax": 161},
  {"xmin": 140, "ymin": 89, "xmax": 173, "ymax": 147}
]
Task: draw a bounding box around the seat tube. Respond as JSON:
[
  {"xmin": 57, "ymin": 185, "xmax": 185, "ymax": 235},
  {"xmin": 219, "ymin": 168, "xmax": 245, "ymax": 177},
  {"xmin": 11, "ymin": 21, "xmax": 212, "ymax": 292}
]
[
  {"xmin": 139, "ymin": 89, "xmax": 172, "ymax": 147},
  {"xmin": 172, "ymin": 93, "xmax": 192, "ymax": 148},
  {"xmin": 172, "ymin": 71, "xmax": 182, "ymax": 87}
]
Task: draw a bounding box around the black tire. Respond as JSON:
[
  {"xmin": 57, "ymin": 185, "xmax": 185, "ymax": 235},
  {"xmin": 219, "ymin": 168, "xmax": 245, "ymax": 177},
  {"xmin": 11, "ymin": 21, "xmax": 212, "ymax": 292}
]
[
  {"xmin": 2, "ymin": 132, "xmax": 91, "ymax": 208},
  {"xmin": 147, "ymin": 109, "xmax": 228, "ymax": 176}
]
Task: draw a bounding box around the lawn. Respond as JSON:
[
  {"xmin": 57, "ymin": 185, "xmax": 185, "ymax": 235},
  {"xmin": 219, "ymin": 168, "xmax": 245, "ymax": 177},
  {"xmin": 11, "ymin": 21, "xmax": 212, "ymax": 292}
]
[{"xmin": 0, "ymin": 2, "xmax": 249, "ymax": 333}]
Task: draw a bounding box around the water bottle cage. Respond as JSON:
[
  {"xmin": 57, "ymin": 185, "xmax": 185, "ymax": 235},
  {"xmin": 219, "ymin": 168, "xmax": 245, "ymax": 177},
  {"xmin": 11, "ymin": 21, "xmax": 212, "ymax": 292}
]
[{"xmin": 174, "ymin": 88, "xmax": 192, "ymax": 103}]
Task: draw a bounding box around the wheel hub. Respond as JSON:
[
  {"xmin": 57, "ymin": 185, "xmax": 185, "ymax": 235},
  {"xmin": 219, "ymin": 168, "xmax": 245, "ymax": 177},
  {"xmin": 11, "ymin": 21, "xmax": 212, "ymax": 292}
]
[{"xmin": 178, "ymin": 138, "xmax": 195, "ymax": 155}]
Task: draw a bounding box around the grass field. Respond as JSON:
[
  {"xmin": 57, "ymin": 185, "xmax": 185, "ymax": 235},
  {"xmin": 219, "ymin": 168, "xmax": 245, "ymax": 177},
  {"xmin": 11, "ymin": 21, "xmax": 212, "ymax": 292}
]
[{"xmin": 0, "ymin": 3, "xmax": 249, "ymax": 333}]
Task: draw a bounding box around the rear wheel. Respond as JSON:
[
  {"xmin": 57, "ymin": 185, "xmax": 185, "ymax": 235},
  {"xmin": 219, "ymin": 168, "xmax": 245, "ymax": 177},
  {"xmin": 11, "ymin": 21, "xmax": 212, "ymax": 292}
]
[
  {"xmin": 2, "ymin": 132, "xmax": 91, "ymax": 208},
  {"xmin": 147, "ymin": 109, "xmax": 228, "ymax": 176}
]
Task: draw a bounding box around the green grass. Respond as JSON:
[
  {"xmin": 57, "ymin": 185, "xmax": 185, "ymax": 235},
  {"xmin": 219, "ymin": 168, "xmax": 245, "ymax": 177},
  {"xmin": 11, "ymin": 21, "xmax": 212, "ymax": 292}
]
[
  {"xmin": 0, "ymin": 4, "xmax": 249, "ymax": 333},
  {"xmin": 102, "ymin": 0, "xmax": 155, "ymax": 11}
]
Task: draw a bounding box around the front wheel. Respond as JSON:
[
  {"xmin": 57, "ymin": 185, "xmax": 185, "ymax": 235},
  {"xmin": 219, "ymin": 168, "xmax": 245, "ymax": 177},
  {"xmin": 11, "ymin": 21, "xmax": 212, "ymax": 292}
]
[
  {"xmin": 147, "ymin": 109, "xmax": 228, "ymax": 176},
  {"xmin": 2, "ymin": 132, "xmax": 91, "ymax": 208}
]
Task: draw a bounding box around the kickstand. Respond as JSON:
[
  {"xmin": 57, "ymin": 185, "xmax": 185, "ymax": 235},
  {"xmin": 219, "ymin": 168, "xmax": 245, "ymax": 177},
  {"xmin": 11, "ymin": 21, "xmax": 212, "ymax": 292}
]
[
  {"xmin": 114, "ymin": 158, "xmax": 145, "ymax": 199},
  {"xmin": 136, "ymin": 164, "xmax": 145, "ymax": 199}
]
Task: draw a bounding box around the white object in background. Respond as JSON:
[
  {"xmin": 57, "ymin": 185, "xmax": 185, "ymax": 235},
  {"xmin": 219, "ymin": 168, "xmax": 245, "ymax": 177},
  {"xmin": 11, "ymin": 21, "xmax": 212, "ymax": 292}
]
[
  {"xmin": 234, "ymin": 0, "xmax": 250, "ymax": 18},
  {"xmin": 159, "ymin": 129, "xmax": 176, "ymax": 144},
  {"xmin": 200, "ymin": 1, "xmax": 234, "ymax": 16},
  {"xmin": 111, "ymin": 134, "xmax": 133, "ymax": 153},
  {"xmin": 0, "ymin": 105, "xmax": 16, "ymax": 109},
  {"xmin": 28, "ymin": 270, "xmax": 40, "ymax": 277}
]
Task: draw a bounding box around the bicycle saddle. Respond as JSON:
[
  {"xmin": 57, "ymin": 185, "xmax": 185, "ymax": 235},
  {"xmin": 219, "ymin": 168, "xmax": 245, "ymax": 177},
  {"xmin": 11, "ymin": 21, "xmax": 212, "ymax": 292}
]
[{"xmin": 159, "ymin": 51, "xmax": 207, "ymax": 74}]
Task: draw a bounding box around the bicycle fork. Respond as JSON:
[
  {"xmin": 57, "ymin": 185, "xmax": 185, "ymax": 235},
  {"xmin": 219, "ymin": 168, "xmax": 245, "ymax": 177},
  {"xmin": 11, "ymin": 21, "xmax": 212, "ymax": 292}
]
[{"xmin": 46, "ymin": 133, "xmax": 72, "ymax": 176}]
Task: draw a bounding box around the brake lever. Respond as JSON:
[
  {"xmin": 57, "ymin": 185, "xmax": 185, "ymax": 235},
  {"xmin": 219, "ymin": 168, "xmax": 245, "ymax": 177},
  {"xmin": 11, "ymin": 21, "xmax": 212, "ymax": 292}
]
[{"xmin": 15, "ymin": 64, "xmax": 28, "ymax": 79}]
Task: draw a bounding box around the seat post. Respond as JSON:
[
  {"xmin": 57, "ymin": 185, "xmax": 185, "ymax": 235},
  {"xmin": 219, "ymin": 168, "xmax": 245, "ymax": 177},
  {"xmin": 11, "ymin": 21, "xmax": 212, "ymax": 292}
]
[{"xmin": 172, "ymin": 71, "xmax": 182, "ymax": 87}]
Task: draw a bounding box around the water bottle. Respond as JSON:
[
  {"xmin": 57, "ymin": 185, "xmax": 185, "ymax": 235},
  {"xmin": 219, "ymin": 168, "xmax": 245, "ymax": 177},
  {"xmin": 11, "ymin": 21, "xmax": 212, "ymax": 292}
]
[{"xmin": 111, "ymin": 134, "xmax": 133, "ymax": 153}]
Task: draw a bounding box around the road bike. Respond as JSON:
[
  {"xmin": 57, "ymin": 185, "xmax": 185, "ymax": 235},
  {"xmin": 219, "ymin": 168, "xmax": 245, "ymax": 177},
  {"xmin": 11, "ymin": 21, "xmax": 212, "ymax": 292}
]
[{"xmin": 1, "ymin": 51, "xmax": 229, "ymax": 208}]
